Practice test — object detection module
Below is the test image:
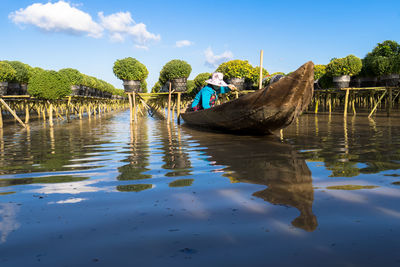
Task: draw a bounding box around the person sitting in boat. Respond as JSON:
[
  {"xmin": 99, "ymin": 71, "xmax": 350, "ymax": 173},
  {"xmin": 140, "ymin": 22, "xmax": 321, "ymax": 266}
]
[{"xmin": 191, "ymin": 72, "xmax": 237, "ymax": 111}]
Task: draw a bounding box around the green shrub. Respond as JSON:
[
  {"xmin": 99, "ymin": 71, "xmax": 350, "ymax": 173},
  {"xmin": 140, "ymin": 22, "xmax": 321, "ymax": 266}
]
[
  {"xmin": 318, "ymin": 73, "xmax": 333, "ymax": 89},
  {"xmin": 151, "ymin": 81, "xmax": 161, "ymax": 93},
  {"xmin": 193, "ymin": 72, "xmax": 211, "ymax": 89},
  {"xmin": 250, "ymin": 66, "xmax": 269, "ymax": 87},
  {"xmin": 216, "ymin": 60, "xmax": 254, "ymax": 80},
  {"xmin": 370, "ymin": 56, "xmax": 400, "ymax": 76},
  {"xmin": 28, "ymin": 70, "xmax": 71, "ymax": 99},
  {"xmin": 140, "ymin": 80, "xmax": 148, "ymax": 93},
  {"xmin": 326, "ymin": 55, "xmax": 362, "ymax": 77},
  {"xmin": 58, "ymin": 68, "xmax": 83, "ymax": 86},
  {"xmin": 0, "ymin": 61, "xmax": 17, "ymax": 82},
  {"xmin": 359, "ymin": 54, "xmax": 375, "ymax": 77},
  {"xmin": 159, "ymin": 60, "xmax": 192, "ymax": 83},
  {"xmin": 3, "ymin": 61, "xmax": 31, "ymax": 83},
  {"xmin": 314, "ymin": 65, "xmax": 326, "ymax": 80},
  {"xmin": 186, "ymin": 80, "xmax": 195, "ymax": 94},
  {"xmin": 370, "ymin": 40, "xmax": 400, "ymax": 57},
  {"xmin": 113, "ymin": 57, "xmax": 148, "ymax": 81}
]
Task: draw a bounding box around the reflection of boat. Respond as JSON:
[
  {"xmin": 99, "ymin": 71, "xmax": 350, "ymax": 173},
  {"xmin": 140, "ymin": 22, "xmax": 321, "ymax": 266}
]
[
  {"xmin": 181, "ymin": 61, "xmax": 314, "ymax": 135},
  {"xmin": 187, "ymin": 131, "xmax": 317, "ymax": 231}
]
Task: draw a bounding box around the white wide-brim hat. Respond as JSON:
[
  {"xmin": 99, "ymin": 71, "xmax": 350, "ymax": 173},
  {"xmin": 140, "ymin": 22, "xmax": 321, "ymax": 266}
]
[{"xmin": 205, "ymin": 72, "xmax": 228, "ymax": 87}]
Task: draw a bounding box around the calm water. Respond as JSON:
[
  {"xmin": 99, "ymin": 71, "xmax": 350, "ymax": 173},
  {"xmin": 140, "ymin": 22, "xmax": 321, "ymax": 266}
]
[{"xmin": 0, "ymin": 111, "xmax": 400, "ymax": 266}]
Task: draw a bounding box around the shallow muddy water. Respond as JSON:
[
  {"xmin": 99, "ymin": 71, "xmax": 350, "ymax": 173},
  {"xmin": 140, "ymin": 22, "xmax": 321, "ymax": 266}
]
[{"xmin": 0, "ymin": 111, "xmax": 399, "ymax": 266}]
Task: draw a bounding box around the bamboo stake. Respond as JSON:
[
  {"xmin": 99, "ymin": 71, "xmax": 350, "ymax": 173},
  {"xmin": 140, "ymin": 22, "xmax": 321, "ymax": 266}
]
[
  {"xmin": 259, "ymin": 50, "xmax": 264, "ymax": 90},
  {"xmin": 167, "ymin": 82, "xmax": 172, "ymax": 122},
  {"xmin": 24, "ymin": 100, "xmax": 29, "ymax": 124},
  {"xmin": 133, "ymin": 92, "xmax": 137, "ymax": 122},
  {"xmin": 368, "ymin": 91, "xmax": 386, "ymax": 118},
  {"xmin": 48, "ymin": 102, "xmax": 54, "ymax": 127},
  {"xmin": 128, "ymin": 93, "xmax": 133, "ymax": 122},
  {"xmin": 0, "ymin": 105, "xmax": 2, "ymax": 128},
  {"xmin": 344, "ymin": 89, "xmax": 350, "ymax": 117},
  {"xmin": 0, "ymin": 98, "xmax": 26, "ymax": 128}
]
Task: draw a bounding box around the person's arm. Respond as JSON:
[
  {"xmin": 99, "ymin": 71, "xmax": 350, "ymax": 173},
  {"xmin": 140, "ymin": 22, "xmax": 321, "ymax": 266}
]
[{"xmin": 218, "ymin": 84, "xmax": 237, "ymax": 94}]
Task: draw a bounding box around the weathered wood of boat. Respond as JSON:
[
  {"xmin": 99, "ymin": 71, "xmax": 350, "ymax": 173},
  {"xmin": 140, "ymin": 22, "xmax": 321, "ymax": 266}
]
[{"xmin": 181, "ymin": 61, "xmax": 314, "ymax": 135}]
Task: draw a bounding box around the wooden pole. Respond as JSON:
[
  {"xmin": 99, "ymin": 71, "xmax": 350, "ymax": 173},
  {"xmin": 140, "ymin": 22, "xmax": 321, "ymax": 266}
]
[
  {"xmin": 344, "ymin": 89, "xmax": 350, "ymax": 117},
  {"xmin": 0, "ymin": 105, "xmax": 2, "ymax": 128},
  {"xmin": 177, "ymin": 92, "xmax": 181, "ymax": 125},
  {"xmin": 128, "ymin": 93, "xmax": 133, "ymax": 122},
  {"xmin": 133, "ymin": 92, "xmax": 137, "ymax": 122},
  {"xmin": 24, "ymin": 100, "xmax": 29, "ymax": 124},
  {"xmin": 0, "ymin": 98, "xmax": 26, "ymax": 128},
  {"xmin": 167, "ymin": 82, "xmax": 172, "ymax": 122},
  {"xmin": 259, "ymin": 49, "xmax": 264, "ymax": 90},
  {"xmin": 368, "ymin": 91, "xmax": 386, "ymax": 118},
  {"xmin": 387, "ymin": 87, "xmax": 392, "ymax": 117},
  {"xmin": 48, "ymin": 102, "xmax": 54, "ymax": 127}
]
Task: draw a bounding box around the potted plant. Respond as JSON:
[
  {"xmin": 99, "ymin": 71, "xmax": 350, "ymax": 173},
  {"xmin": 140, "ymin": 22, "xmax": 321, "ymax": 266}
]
[
  {"xmin": 159, "ymin": 59, "xmax": 192, "ymax": 92},
  {"xmin": 326, "ymin": 55, "xmax": 362, "ymax": 88},
  {"xmin": 0, "ymin": 61, "xmax": 16, "ymax": 95},
  {"xmin": 216, "ymin": 60, "xmax": 254, "ymax": 90},
  {"xmin": 3, "ymin": 61, "xmax": 31, "ymax": 95},
  {"xmin": 59, "ymin": 68, "xmax": 84, "ymax": 96},
  {"xmin": 113, "ymin": 57, "xmax": 148, "ymax": 93}
]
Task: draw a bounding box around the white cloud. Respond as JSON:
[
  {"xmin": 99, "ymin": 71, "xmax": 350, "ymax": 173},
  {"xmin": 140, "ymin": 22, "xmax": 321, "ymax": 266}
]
[
  {"xmin": 204, "ymin": 47, "xmax": 233, "ymax": 68},
  {"xmin": 9, "ymin": 1, "xmax": 103, "ymax": 38},
  {"xmin": 9, "ymin": 2, "xmax": 161, "ymax": 49},
  {"xmin": 99, "ymin": 11, "xmax": 160, "ymax": 48},
  {"xmin": 176, "ymin": 40, "xmax": 193, "ymax": 48}
]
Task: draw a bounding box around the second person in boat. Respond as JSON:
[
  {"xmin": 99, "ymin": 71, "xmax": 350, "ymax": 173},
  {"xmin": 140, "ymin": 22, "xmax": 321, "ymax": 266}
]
[{"xmin": 191, "ymin": 72, "xmax": 237, "ymax": 111}]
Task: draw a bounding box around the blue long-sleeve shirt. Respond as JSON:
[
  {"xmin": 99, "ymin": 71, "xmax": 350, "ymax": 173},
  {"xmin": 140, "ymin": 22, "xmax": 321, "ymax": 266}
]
[{"xmin": 191, "ymin": 85, "xmax": 231, "ymax": 109}]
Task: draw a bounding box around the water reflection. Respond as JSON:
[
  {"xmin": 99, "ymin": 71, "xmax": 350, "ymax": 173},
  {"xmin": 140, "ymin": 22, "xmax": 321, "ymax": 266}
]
[
  {"xmin": 186, "ymin": 130, "xmax": 318, "ymax": 232},
  {"xmin": 284, "ymin": 115, "xmax": 400, "ymax": 177},
  {"xmin": 158, "ymin": 123, "xmax": 192, "ymax": 177},
  {"xmin": 117, "ymin": 118, "xmax": 151, "ymax": 181},
  {"xmin": 0, "ymin": 202, "xmax": 20, "ymax": 244}
]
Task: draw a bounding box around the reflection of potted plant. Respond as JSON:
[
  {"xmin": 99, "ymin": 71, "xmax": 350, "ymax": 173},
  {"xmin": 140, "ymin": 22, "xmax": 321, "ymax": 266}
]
[
  {"xmin": 0, "ymin": 61, "xmax": 16, "ymax": 95},
  {"xmin": 113, "ymin": 57, "xmax": 148, "ymax": 93},
  {"xmin": 326, "ymin": 55, "xmax": 362, "ymax": 88},
  {"xmin": 159, "ymin": 59, "xmax": 192, "ymax": 92},
  {"xmin": 216, "ymin": 60, "xmax": 254, "ymax": 90},
  {"xmin": 59, "ymin": 68, "xmax": 84, "ymax": 96}
]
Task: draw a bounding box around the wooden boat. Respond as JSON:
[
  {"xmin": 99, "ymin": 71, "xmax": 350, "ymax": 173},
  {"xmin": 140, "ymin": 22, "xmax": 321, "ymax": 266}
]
[{"xmin": 181, "ymin": 61, "xmax": 314, "ymax": 134}]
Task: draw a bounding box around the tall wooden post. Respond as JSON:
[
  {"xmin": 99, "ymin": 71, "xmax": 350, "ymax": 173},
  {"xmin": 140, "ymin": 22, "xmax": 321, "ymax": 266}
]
[
  {"xmin": 177, "ymin": 92, "xmax": 181, "ymax": 124},
  {"xmin": 344, "ymin": 88, "xmax": 350, "ymax": 117},
  {"xmin": 387, "ymin": 87, "xmax": 392, "ymax": 117},
  {"xmin": 167, "ymin": 82, "xmax": 172, "ymax": 122},
  {"xmin": 48, "ymin": 102, "xmax": 54, "ymax": 127},
  {"xmin": 0, "ymin": 105, "xmax": 3, "ymax": 128},
  {"xmin": 133, "ymin": 92, "xmax": 137, "ymax": 122},
  {"xmin": 128, "ymin": 93, "xmax": 133, "ymax": 122},
  {"xmin": 259, "ymin": 50, "xmax": 264, "ymax": 90},
  {"xmin": 24, "ymin": 100, "xmax": 30, "ymax": 124}
]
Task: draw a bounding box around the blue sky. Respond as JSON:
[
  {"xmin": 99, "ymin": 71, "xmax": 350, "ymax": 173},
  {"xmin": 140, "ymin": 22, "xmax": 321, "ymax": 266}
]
[{"xmin": 1, "ymin": 0, "xmax": 400, "ymax": 89}]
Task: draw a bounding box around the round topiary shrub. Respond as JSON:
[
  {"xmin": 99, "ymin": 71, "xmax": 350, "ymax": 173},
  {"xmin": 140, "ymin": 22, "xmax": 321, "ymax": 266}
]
[
  {"xmin": 0, "ymin": 61, "xmax": 16, "ymax": 82},
  {"xmin": 159, "ymin": 59, "xmax": 192, "ymax": 82},
  {"xmin": 314, "ymin": 65, "xmax": 326, "ymax": 80},
  {"xmin": 113, "ymin": 57, "xmax": 148, "ymax": 81},
  {"xmin": 216, "ymin": 60, "xmax": 254, "ymax": 80},
  {"xmin": 58, "ymin": 68, "xmax": 83, "ymax": 85},
  {"xmin": 28, "ymin": 70, "xmax": 71, "ymax": 99},
  {"xmin": 4, "ymin": 61, "xmax": 31, "ymax": 84},
  {"xmin": 326, "ymin": 55, "xmax": 362, "ymax": 77}
]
